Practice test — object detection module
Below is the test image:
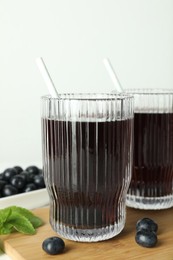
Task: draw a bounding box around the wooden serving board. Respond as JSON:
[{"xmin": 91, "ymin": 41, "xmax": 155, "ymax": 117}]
[{"xmin": 1, "ymin": 207, "xmax": 173, "ymax": 260}]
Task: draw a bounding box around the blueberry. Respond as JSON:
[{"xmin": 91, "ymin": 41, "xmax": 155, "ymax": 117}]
[
  {"xmin": 0, "ymin": 180, "xmax": 8, "ymax": 191},
  {"xmin": 135, "ymin": 230, "xmax": 157, "ymax": 248},
  {"xmin": 23, "ymin": 183, "xmax": 37, "ymax": 192},
  {"xmin": 0, "ymin": 173, "xmax": 4, "ymax": 180},
  {"xmin": 33, "ymin": 175, "xmax": 45, "ymax": 188},
  {"xmin": 14, "ymin": 166, "xmax": 23, "ymax": 174},
  {"xmin": 3, "ymin": 168, "xmax": 17, "ymax": 181},
  {"xmin": 19, "ymin": 172, "xmax": 28, "ymax": 182},
  {"xmin": 2, "ymin": 184, "xmax": 18, "ymax": 197},
  {"xmin": 20, "ymin": 170, "xmax": 35, "ymax": 183},
  {"xmin": 136, "ymin": 218, "xmax": 158, "ymax": 233},
  {"xmin": 39, "ymin": 169, "xmax": 43, "ymax": 175},
  {"xmin": 26, "ymin": 166, "xmax": 40, "ymax": 175},
  {"xmin": 10, "ymin": 175, "xmax": 26, "ymax": 189},
  {"xmin": 42, "ymin": 237, "xmax": 65, "ymax": 255}
]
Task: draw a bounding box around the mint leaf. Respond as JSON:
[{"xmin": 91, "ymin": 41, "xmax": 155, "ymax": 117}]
[
  {"xmin": 7, "ymin": 212, "xmax": 36, "ymax": 234},
  {"xmin": 0, "ymin": 208, "xmax": 13, "ymax": 234},
  {"xmin": 9, "ymin": 206, "xmax": 43, "ymax": 228},
  {"xmin": 0, "ymin": 208, "xmax": 12, "ymax": 224},
  {"xmin": 0, "ymin": 222, "xmax": 13, "ymax": 235},
  {"xmin": 0, "ymin": 206, "xmax": 44, "ymax": 235}
]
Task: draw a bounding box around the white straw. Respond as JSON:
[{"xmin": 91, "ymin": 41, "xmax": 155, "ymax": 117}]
[
  {"xmin": 36, "ymin": 57, "xmax": 60, "ymax": 98},
  {"xmin": 103, "ymin": 58, "xmax": 123, "ymax": 93}
]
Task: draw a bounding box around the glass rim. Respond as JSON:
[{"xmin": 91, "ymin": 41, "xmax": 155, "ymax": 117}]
[
  {"xmin": 41, "ymin": 93, "xmax": 134, "ymax": 101},
  {"xmin": 123, "ymin": 89, "xmax": 173, "ymax": 95}
]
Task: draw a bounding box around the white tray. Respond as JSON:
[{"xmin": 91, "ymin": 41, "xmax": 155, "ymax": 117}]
[{"xmin": 0, "ymin": 188, "xmax": 49, "ymax": 210}]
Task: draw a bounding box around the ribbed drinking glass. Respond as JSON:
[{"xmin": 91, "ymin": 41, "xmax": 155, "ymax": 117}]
[
  {"xmin": 41, "ymin": 93, "xmax": 134, "ymax": 242},
  {"xmin": 126, "ymin": 89, "xmax": 173, "ymax": 210}
]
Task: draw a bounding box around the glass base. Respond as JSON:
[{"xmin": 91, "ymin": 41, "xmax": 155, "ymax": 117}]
[
  {"xmin": 50, "ymin": 221, "xmax": 125, "ymax": 242},
  {"xmin": 126, "ymin": 194, "xmax": 173, "ymax": 210}
]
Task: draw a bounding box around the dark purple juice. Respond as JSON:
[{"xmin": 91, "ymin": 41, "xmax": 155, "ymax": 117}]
[
  {"xmin": 128, "ymin": 113, "xmax": 173, "ymax": 197},
  {"xmin": 42, "ymin": 118, "xmax": 133, "ymax": 229}
]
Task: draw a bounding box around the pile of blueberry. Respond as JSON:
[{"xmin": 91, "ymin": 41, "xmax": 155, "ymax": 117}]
[
  {"xmin": 135, "ymin": 217, "xmax": 158, "ymax": 248},
  {"xmin": 0, "ymin": 166, "xmax": 45, "ymax": 198}
]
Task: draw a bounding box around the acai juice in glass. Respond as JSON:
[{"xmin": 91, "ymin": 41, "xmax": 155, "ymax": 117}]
[
  {"xmin": 41, "ymin": 93, "xmax": 134, "ymax": 242},
  {"xmin": 126, "ymin": 89, "xmax": 173, "ymax": 210}
]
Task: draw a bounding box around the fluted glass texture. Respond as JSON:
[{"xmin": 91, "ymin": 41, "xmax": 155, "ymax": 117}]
[
  {"xmin": 126, "ymin": 89, "xmax": 173, "ymax": 210},
  {"xmin": 41, "ymin": 93, "xmax": 134, "ymax": 242}
]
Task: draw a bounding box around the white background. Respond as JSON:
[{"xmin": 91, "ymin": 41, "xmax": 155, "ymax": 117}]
[{"xmin": 0, "ymin": 0, "xmax": 173, "ymax": 169}]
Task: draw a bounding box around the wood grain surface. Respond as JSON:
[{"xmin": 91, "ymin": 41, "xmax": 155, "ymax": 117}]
[{"xmin": 1, "ymin": 207, "xmax": 173, "ymax": 260}]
